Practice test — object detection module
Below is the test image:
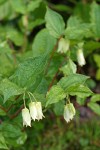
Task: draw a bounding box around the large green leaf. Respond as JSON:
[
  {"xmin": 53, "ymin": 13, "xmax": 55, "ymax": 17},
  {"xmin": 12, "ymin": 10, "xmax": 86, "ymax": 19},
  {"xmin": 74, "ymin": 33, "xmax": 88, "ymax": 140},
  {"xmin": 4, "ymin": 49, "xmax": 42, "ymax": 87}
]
[
  {"xmin": 45, "ymin": 7, "xmax": 65, "ymax": 38},
  {"xmin": 90, "ymin": 2, "xmax": 100, "ymax": 37},
  {"xmin": 58, "ymin": 74, "xmax": 89, "ymax": 92},
  {"xmin": 46, "ymin": 85, "xmax": 66, "ymax": 107},
  {"xmin": 88, "ymin": 102, "xmax": 100, "ymax": 115},
  {"xmin": 0, "ymin": 133, "xmax": 8, "ymax": 149},
  {"xmin": 32, "ymin": 29, "xmax": 56, "ymax": 57},
  {"xmin": 11, "ymin": 56, "xmax": 47, "ymax": 88},
  {"xmin": 0, "ymin": 79, "xmax": 24, "ymax": 103}
]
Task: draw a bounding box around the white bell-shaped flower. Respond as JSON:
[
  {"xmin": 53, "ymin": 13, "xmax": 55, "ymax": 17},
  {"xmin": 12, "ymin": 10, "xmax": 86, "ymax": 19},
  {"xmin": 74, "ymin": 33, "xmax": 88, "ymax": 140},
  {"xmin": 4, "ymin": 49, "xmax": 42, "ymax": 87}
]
[
  {"xmin": 57, "ymin": 38, "xmax": 70, "ymax": 53},
  {"xmin": 29, "ymin": 102, "xmax": 37, "ymax": 121},
  {"xmin": 64, "ymin": 103, "xmax": 75, "ymax": 123},
  {"xmin": 36, "ymin": 102, "xmax": 45, "ymax": 121},
  {"xmin": 29, "ymin": 102, "xmax": 44, "ymax": 121},
  {"xmin": 77, "ymin": 49, "xmax": 86, "ymax": 66},
  {"xmin": 22, "ymin": 107, "xmax": 31, "ymax": 127}
]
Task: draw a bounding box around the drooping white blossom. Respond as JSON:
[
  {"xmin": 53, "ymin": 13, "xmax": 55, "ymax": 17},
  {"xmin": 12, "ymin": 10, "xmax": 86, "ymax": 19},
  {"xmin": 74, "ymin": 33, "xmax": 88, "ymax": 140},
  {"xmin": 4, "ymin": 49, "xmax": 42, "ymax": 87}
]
[
  {"xmin": 29, "ymin": 102, "xmax": 44, "ymax": 121},
  {"xmin": 36, "ymin": 102, "xmax": 45, "ymax": 120},
  {"xmin": 64, "ymin": 103, "xmax": 75, "ymax": 123},
  {"xmin": 77, "ymin": 49, "xmax": 86, "ymax": 66},
  {"xmin": 29, "ymin": 102, "xmax": 37, "ymax": 121},
  {"xmin": 22, "ymin": 107, "xmax": 31, "ymax": 127},
  {"xmin": 57, "ymin": 38, "xmax": 70, "ymax": 53}
]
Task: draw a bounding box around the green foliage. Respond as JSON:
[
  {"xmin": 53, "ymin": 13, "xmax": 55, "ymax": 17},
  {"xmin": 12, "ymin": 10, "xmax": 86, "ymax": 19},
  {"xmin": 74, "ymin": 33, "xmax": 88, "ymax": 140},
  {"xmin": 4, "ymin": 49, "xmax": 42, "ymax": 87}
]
[
  {"xmin": 0, "ymin": 79, "xmax": 24, "ymax": 103},
  {"xmin": 65, "ymin": 16, "xmax": 92, "ymax": 40},
  {"xmin": 60, "ymin": 59, "xmax": 77, "ymax": 76},
  {"xmin": 46, "ymin": 85, "xmax": 66, "ymax": 106},
  {"xmin": 0, "ymin": 133, "xmax": 8, "ymax": 149},
  {"xmin": 11, "ymin": 55, "xmax": 47, "ymax": 88},
  {"xmin": 45, "ymin": 7, "xmax": 65, "ymax": 38},
  {"xmin": 32, "ymin": 29, "xmax": 56, "ymax": 57},
  {"xmin": 90, "ymin": 1, "xmax": 100, "ymax": 38},
  {"xmin": 0, "ymin": 0, "xmax": 100, "ymax": 149}
]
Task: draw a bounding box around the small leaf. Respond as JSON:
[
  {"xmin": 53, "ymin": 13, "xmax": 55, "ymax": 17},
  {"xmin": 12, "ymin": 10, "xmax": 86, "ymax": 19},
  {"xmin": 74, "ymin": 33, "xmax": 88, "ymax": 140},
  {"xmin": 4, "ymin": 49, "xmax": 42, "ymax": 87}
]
[
  {"xmin": 88, "ymin": 102, "xmax": 100, "ymax": 115},
  {"xmin": 45, "ymin": 7, "xmax": 65, "ymax": 38},
  {"xmin": 67, "ymin": 84, "xmax": 93, "ymax": 98},
  {"xmin": 60, "ymin": 59, "xmax": 77, "ymax": 76},
  {"xmin": 0, "ymin": 133, "xmax": 8, "ymax": 149},
  {"xmin": 58, "ymin": 74, "xmax": 89, "ymax": 92},
  {"xmin": 0, "ymin": 79, "xmax": 24, "ymax": 103},
  {"xmin": 91, "ymin": 94, "xmax": 100, "ymax": 102},
  {"xmin": 46, "ymin": 85, "xmax": 66, "ymax": 107}
]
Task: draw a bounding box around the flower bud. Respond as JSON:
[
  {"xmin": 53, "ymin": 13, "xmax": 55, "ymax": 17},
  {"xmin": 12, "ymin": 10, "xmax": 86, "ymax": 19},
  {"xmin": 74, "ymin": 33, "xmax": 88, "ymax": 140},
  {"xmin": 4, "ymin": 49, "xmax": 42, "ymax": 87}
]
[
  {"xmin": 77, "ymin": 49, "xmax": 86, "ymax": 66},
  {"xmin": 64, "ymin": 103, "xmax": 75, "ymax": 123},
  {"xmin": 57, "ymin": 38, "xmax": 70, "ymax": 53},
  {"xmin": 29, "ymin": 102, "xmax": 44, "ymax": 121},
  {"xmin": 22, "ymin": 107, "xmax": 31, "ymax": 127}
]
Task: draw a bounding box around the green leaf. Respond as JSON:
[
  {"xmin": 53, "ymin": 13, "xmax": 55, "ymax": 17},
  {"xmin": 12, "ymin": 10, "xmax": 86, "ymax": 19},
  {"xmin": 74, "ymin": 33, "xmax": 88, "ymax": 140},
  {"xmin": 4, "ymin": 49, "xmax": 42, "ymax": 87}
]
[
  {"xmin": 94, "ymin": 54, "xmax": 100, "ymax": 68},
  {"xmin": 0, "ymin": 79, "xmax": 24, "ymax": 103},
  {"xmin": 53, "ymin": 101, "xmax": 64, "ymax": 116},
  {"xmin": 67, "ymin": 84, "xmax": 93, "ymax": 98},
  {"xmin": 0, "ymin": 133, "xmax": 8, "ymax": 149},
  {"xmin": 58, "ymin": 74, "xmax": 89, "ymax": 92},
  {"xmin": 88, "ymin": 102, "xmax": 100, "ymax": 115},
  {"xmin": 11, "ymin": 56, "xmax": 47, "ymax": 88},
  {"xmin": 27, "ymin": 0, "xmax": 42, "ymax": 12},
  {"xmin": 60, "ymin": 59, "xmax": 77, "ymax": 76},
  {"xmin": 91, "ymin": 94, "xmax": 100, "ymax": 102},
  {"xmin": 0, "ymin": 122, "xmax": 27, "ymax": 147},
  {"xmin": 28, "ymin": 19, "xmax": 45, "ymax": 31},
  {"xmin": 7, "ymin": 28, "xmax": 24, "ymax": 46},
  {"xmin": 90, "ymin": 1, "xmax": 100, "ymax": 37},
  {"xmin": 96, "ymin": 68, "xmax": 100, "ymax": 80},
  {"xmin": 84, "ymin": 41, "xmax": 100, "ymax": 56},
  {"xmin": 76, "ymin": 97, "xmax": 86, "ymax": 105},
  {"xmin": 65, "ymin": 16, "xmax": 92, "ymax": 40},
  {"xmin": 10, "ymin": 0, "xmax": 26, "ymax": 14},
  {"xmin": 45, "ymin": 7, "xmax": 65, "ymax": 38},
  {"xmin": 46, "ymin": 85, "xmax": 66, "ymax": 107},
  {"xmin": 0, "ymin": 43, "xmax": 14, "ymax": 77},
  {"xmin": 32, "ymin": 29, "xmax": 56, "ymax": 57},
  {"xmin": 0, "ymin": 1, "xmax": 12, "ymax": 20}
]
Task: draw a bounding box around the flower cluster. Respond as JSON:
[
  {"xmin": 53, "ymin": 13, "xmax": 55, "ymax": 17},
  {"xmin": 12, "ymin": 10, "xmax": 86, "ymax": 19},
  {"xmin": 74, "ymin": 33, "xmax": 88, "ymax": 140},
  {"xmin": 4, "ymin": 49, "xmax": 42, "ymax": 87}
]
[
  {"xmin": 22, "ymin": 102, "xmax": 44, "ymax": 127},
  {"xmin": 64, "ymin": 103, "xmax": 75, "ymax": 123}
]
